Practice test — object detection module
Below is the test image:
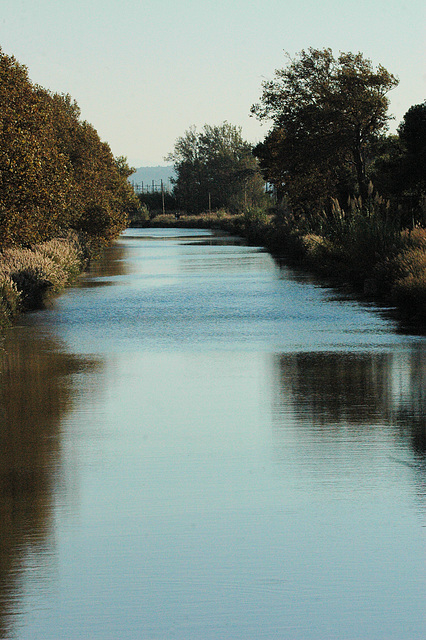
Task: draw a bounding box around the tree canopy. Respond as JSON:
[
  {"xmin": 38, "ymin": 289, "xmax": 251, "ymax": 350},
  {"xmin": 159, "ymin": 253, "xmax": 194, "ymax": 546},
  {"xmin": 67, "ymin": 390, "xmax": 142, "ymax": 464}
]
[
  {"xmin": 398, "ymin": 101, "xmax": 426, "ymax": 195},
  {"xmin": 0, "ymin": 48, "xmax": 138, "ymax": 248},
  {"xmin": 369, "ymin": 101, "xmax": 426, "ymax": 225},
  {"xmin": 166, "ymin": 122, "xmax": 266, "ymax": 214},
  {"xmin": 251, "ymin": 48, "xmax": 398, "ymax": 217}
]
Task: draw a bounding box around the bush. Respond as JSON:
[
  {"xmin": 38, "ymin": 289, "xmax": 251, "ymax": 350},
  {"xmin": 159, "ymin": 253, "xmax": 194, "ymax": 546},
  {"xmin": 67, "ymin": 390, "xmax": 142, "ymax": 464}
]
[
  {"xmin": 401, "ymin": 227, "xmax": 426, "ymax": 250},
  {"xmin": 392, "ymin": 271, "xmax": 426, "ymax": 317},
  {"xmin": 0, "ymin": 233, "xmax": 84, "ymax": 315},
  {"xmin": 0, "ymin": 49, "xmax": 137, "ymax": 249},
  {"xmin": 37, "ymin": 235, "xmax": 83, "ymax": 282}
]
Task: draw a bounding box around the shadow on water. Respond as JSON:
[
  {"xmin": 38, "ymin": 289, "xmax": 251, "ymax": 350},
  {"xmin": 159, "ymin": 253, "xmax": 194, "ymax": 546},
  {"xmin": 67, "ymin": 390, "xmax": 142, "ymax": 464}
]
[
  {"xmin": 0, "ymin": 326, "xmax": 100, "ymax": 638},
  {"xmin": 394, "ymin": 346, "xmax": 426, "ymax": 459}
]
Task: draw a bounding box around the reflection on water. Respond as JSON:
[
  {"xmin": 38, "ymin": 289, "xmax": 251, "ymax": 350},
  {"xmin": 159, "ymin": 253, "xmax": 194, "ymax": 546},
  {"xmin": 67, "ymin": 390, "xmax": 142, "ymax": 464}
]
[
  {"xmin": 272, "ymin": 348, "xmax": 426, "ymax": 513},
  {"xmin": 274, "ymin": 347, "xmax": 426, "ymax": 455},
  {"xmin": 77, "ymin": 242, "xmax": 128, "ymax": 286},
  {"xmin": 0, "ymin": 228, "xmax": 425, "ymax": 639},
  {"xmin": 394, "ymin": 345, "xmax": 426, "ymax": 457},
  {"xmin": 0, "ymin": 328, "xmax": 99, "ymax": 638}
]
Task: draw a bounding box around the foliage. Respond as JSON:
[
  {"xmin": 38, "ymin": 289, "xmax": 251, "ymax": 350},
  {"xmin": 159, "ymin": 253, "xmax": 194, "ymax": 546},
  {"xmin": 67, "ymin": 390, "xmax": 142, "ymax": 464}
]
[
  {"xmin": 130, "ymin": 203, "xmax": 150, "ymax": 224},
  {"xmin": 326, "ymin": 194, "xmax": 403, "ymax": 281},
  {"xmin": 0, "ymin": 52, "xmax": 71, "ymax": 246},
  {"xmin": 372, "ymin": 101, "xmax": 426, "ymax": 225},
  {"xmin": 136, "ymin": 190, "xmax": 177, "ymax": 216},
  {"xmin": 251, "ymin": 48, "xmax": 398, "ymax": 217},
  {"xmin": 45, "ymin": 92, "xmax": 139, "ymax": 243},
  {"xmin": 390, "ymin": 232, "xmax": 426, "ymax": 316},
  {"xmin": 0, "ymin": 279, "xmax": 20, "ymax": 322},
  {"xmin": 0, "ymin": 48, "xmax": 138, "ymax": 249},
  {"xmin": 399, "ymin": 101, "xmax": 426, "ymax": 186},
  {"xmin": 0, "ymin": 232, "xmax": 83, "ymax": 316},
  {"xmin": 166, "ymin": 122, "xmax": 266, "ymax": 214}
]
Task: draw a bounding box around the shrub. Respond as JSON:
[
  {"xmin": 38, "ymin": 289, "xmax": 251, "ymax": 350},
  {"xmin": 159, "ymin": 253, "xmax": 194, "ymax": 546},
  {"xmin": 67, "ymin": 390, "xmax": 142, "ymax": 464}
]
[
  {"xmin": 392, "ymin": 271, "xmax": 426, "ymax": 316},
  {"xmin": 401, "ymin": 227, "xmax": 426, "ymax": 250},
  {"xmin": 37, "ymin": 235, "xmax": 83, "ymax": 282},
  {"xmin": 0, "ymin": 234, "xmax": 84, "ymax": 314},
  {"xmin": 0, "ymin": 248, "xmax": 62, "ymax": 309},
  {"xmin": 129, "ymin": 203, "xmax": 150, "ymax": 225}
]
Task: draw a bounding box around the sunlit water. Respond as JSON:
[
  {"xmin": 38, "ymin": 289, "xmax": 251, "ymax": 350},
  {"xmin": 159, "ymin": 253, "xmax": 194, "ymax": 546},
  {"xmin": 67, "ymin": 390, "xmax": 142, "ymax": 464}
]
[{"xmin": 0, "ymin": 228, "xmax": 425, "ymax": 640}]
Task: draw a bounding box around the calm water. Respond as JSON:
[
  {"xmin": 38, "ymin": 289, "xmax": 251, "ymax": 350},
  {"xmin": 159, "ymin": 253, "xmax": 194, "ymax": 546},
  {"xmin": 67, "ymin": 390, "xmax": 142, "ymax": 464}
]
[{"xmin": 0, "ymin": 228, "xmax": 425, "ymax": 640}]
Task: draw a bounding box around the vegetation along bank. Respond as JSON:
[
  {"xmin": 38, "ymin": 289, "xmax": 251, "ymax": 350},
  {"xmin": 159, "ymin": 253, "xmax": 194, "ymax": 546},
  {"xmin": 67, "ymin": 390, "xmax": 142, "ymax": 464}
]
[
  {"xmin": 132, "ymin": 48, "xmax": 426, "ymax": 329},
  {"xmin": 1, "ymin": 46, "xmax": 425, "ymax": 329},
  {"xmin": 0, "ymin": 48, "xmax": 139, "ymax": 326}
]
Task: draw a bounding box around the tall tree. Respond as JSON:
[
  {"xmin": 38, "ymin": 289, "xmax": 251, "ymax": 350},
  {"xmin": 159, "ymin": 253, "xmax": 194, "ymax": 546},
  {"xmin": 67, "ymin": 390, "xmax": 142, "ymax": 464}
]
[
  {"xmin": 371, "ymin": 101, "xmax": 426, "ymax": 225},
  {"xmin": 46, "ymin": 92, "xmax": 137, "ymax": 242},
  {"xmin": 167, "ymin": 122, "xmax": 265, "ymax": 213},
  {"xmin": 398, "ymin": 101, "xmax": 426, "ymax": 196},
  {"xmin": 251, "ymin": 48, "xmax": 398, "ymax": 218},
  {"xmin": 0, "ymin": 50, "xmax": 70, "ymax": 246},
  {"xmin": 0, "ymin": 48, "xmax": 138, "ymax": 248}
]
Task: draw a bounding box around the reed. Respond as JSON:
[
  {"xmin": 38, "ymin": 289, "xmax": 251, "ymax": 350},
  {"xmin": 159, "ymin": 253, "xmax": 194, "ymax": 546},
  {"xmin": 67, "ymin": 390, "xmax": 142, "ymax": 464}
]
[
  {"xmin": 388, "ymin": 231, "xmax": 426, "ymax": 317},
  {"xmin": 0, "ymin": 232, "xmax": 83, "ymax": 323}
]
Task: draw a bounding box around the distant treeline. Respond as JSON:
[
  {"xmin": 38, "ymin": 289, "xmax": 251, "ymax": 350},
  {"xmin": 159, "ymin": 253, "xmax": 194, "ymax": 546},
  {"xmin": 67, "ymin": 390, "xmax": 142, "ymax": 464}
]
[{"xmin": 0, "ymin": 48, "xmax": 138, "ymax": 249}]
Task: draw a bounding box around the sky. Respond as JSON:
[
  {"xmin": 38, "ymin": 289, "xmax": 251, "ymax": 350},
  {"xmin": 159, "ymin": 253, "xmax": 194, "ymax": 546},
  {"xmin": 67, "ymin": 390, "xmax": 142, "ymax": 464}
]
[{"xmin": 1, "ymin": 0, "xmax": 425, "ymax": 168}]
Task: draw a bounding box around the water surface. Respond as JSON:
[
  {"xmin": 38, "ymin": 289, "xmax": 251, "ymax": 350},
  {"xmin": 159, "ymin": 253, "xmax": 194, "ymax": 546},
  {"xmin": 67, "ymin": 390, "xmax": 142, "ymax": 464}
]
[{"xmin": 0, "ymin": 228, "xmax": 424, "ymax": 639}]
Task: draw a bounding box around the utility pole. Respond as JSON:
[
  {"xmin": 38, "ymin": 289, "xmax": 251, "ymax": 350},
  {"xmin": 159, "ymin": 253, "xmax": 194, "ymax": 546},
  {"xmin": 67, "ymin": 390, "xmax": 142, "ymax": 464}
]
[{"xmin": 161, "ymin": 180, "xmax": 165, "ymax": 216}]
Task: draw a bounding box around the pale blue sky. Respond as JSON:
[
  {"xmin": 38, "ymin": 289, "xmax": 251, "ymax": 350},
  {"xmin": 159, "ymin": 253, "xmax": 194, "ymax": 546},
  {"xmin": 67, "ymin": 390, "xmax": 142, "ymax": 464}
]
[{"xmin": 1, "ymin": 0, "xmax": 425, "ymax": 166}]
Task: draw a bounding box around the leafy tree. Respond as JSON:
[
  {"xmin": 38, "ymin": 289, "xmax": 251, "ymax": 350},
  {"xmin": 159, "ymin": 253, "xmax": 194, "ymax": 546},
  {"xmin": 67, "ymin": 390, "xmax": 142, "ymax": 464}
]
[
  {"xmin": 0, "ymin": 48, "xmax": 138, "ymax": 248},
  {"xmin": 251, "ymin": 48, "xmax": 398, "ymax": 218},
  {"xmin": 371, "ymin": 102, "xmax": 426, "ymax": 225},
  {"xmin": 46, "ymin": 93, "xmax": 138, "ymax": 242},
  {"xmin": 369, "ymin": 135, "xmax": 404, "ymax": 195},
  {"xmin": 398, "ymin": 101, "xmax": 426, "ymax": 196},
  {"xmin": 166, "ymin": 122, "xmax": 265, "ymax": 213},
  {"xmin": 0, "ymin": 50, "xmax": 70, "ymax": 246}
]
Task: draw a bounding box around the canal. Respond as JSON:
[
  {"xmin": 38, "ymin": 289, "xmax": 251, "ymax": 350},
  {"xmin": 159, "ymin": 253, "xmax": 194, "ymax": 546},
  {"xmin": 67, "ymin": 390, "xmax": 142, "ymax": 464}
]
[{"xmin": 0, "ymin": 228, "xmax": 425, "ymax": 639}]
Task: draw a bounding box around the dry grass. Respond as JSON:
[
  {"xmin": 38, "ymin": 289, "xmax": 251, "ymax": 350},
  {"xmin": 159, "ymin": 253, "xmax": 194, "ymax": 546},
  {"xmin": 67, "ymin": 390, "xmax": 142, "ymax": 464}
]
[
  {"xmin": 0, "ymin": 232, "xmax": 83, "ymax": 321},
  {"xmin": 390, "ymin": 237, "xmax": 426, "ymax": 316},
  {"xmin": 401, "ymin": 227, "xmax": 426, "ymax": 250}
]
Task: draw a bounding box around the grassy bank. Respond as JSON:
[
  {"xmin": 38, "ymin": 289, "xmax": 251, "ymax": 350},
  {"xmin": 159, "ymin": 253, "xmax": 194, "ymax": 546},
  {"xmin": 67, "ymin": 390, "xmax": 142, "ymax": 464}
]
[
  {"xmin": 134, "ymin": 209, "xmax": 426, "ymax": 329},
  {"xmin": 0, "ymin": 232, "xmax": 87, "ymax": 326}
]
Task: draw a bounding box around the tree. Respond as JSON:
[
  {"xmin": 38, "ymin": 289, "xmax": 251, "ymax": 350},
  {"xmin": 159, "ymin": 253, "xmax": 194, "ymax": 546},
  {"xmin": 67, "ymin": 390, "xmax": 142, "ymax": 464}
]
[
  {"xmin": 0, "ymin": 50, "xmax": 70, "ymax": 246},
  {"xmin": 166, "ymin": 122, "xmax": 265, "ymax": 213},
  {"xmin": 371, "ymin": 102, "xmax": 426, "ymax": 225},
  {"xmin": 251, "ymin": 48, "xmax": 398, "ymax": 218},
  {"xmin": 0, "ymin": 47, "xmax": 138, "ymax": 248},
  {"xmin": 398, "ymin": 101, "xmax": 426, "ymax": 195},
  {"xmin": 46, "ymin": 92, "xmax": 138, "ymax": 242},
  {"xmin": 369, "ymin": 134, "xmax": 405, "ymax": 197}
]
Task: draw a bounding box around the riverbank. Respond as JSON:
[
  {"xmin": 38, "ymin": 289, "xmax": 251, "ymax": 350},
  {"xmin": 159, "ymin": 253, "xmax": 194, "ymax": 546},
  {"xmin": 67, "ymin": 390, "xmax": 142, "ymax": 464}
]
[
  {"xmin": 131, "ymin": 211, "xmax": 426, "ymax": 331},
  {"xmin": 0, "ymin": 232, "xmax": 91, "ymax": 327},
  {"xmin": 2, "ymin": 211, "xmax": 424, "ymax": 332}
]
